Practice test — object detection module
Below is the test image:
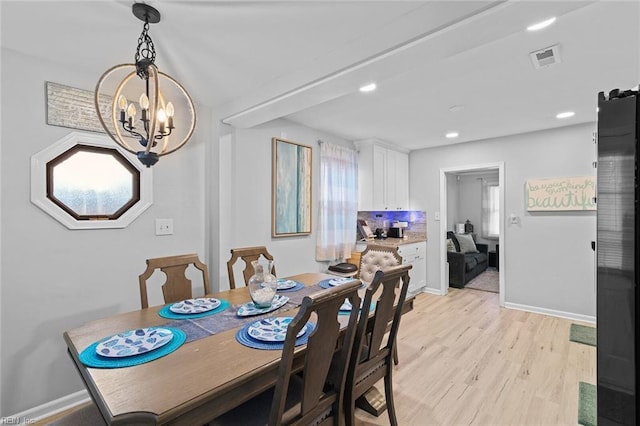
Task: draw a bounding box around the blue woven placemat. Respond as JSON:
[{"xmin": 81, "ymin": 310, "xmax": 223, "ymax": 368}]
[
  {"xmin": 158, "ymin": 299, "xmax": 231, "ymax": 320},
  {"xmin": 235, "ymin": 321, "xmax": 316, "ymax": 350},
  {"xmin": 277, "ymin": 282, "xmax": 305, "ymax": 292},
  {"xmin": 318, "ymin": 279, "xmax": 365, "ymax": 290},
  {"xmin": 79, "ymin": 327, "xmax": 186, "ymax": 368}
]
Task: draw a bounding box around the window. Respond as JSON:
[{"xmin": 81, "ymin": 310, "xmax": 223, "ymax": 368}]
[
  {"xmin": 32, "ymin": 132, "xmax": 152, "ymax": 229},
  {"xmin": 315, "ymin": 142, "xmax": 358, "ymax": 261},
  {"xmin": 46, "ymin": 145, "xmax": 140, "ymax": 220},
  {"xmin": 482, "ymin": 182, "xmax": 500, "ymax": 239}
]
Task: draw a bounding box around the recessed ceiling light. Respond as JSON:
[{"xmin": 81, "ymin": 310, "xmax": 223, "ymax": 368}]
[
  {"xmin": 556, "ymin": 111, "xmax": 575, "ymax": 119},
  {"xmin": 359, "ymin": 83, "xmax": 377, "ymax": 93},
  {"xmin": 445, "ymin": 132, "xmax": 459, "ymax": 139},
  {"xmin": 448, "ymin": 105, "xmax": 465, "ymax": 113},
  {"xmin": 527, "ymin": 17, "xmax": 556, "ymax": 31}
]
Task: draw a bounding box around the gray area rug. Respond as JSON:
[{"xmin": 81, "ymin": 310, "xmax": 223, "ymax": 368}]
[{"xmin": 465, "ymin": 269, "xmax": 499, "ymax": 293}]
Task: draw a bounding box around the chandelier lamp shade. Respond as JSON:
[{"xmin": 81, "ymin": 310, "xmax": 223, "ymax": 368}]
[{"xmin": 94, "ymin": 3, "xmax": 196, "ymax": 167}]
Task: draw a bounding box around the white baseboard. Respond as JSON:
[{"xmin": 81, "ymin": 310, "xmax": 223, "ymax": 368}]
[
  {"xmin": 504, "ymin": 301, "xmax": 596, "ymax": 324},
  {"xmin": 422, "ymin": 286, "xmax": 444, "ymax": 296},
  {"xmin": 10, "ymin": 389, "xmax": 90, "ymax": 424}
]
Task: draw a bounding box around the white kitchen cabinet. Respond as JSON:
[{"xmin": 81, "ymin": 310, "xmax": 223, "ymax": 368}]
[
  {"xmin": 397, "ymin": 241, "xmax": 427, "ymax": 295},
  {"xmin": 355, "ymin": 139, "xmax": 409, "ymax": 211}
]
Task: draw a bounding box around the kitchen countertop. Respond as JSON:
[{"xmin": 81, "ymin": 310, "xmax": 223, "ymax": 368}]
[{"xmin": 357, "ymin": 235, "xmax": 427, "ymax": 248}]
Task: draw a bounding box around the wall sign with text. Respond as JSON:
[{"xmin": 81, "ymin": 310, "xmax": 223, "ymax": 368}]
[{"xmin": 526, "ymin": 176, "xmax": 596, "ymax": 211}]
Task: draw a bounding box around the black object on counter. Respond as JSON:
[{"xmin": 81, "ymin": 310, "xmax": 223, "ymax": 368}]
[{"xmin": 374, "ymin": 228, "xmax": 387, "ymax": 239}]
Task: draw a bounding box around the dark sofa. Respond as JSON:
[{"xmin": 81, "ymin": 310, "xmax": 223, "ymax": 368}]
[{"xmin": 447, "ymin": 231, "xmax": 488, "ymax": 288}]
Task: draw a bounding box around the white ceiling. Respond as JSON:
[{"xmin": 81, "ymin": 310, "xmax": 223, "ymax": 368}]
[{"xmin": 2, "ymin": 1, "xmax": 639, "ymax": 150}]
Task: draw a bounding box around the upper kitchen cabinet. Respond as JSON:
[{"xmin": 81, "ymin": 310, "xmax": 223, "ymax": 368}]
[{"xmin": 355, "ymin": 139, "xmax": 409, "ymax": 211}]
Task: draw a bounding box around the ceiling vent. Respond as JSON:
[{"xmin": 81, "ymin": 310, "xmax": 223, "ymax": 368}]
[{"xmin": 529, "ymin": 44, "xmax": 561, "ymax": 69}]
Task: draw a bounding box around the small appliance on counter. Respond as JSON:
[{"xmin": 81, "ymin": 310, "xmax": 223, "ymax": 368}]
[
  {"xmin": 388, "ymin": 220, "xmax": 408, "ymax": 238},
  {"xmin": 387, "ymin": 227, "xmax": 404, "ymax": 238},
  {"xmin": 374, "ymin": 228, "xmax": 387, "ymax": 239}
]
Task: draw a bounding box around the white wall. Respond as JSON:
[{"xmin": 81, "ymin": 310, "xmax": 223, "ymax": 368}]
[
  {"xmin": 411, "ymin": 123, "xmax": 597, "ymax": 318},
  {"xmin": 218, "ymin": 119, "xmax": 355, "ymax": 288},
  {"xmin": 0, "ymin": 48, "xmax": 211, "ymax": 415}
]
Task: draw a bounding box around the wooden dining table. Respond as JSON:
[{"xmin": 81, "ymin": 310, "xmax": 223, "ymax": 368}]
[{"xmin": 63, "ymin": 272, "xmax": 413, "ymax": 425}]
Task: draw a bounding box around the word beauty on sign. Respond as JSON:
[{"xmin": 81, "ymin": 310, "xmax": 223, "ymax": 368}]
[{"xmin": 526, "ymin": 176, "xmax": 596, "ymax": 211}]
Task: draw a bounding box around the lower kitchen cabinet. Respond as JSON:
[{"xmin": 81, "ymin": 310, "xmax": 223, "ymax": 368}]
[{"xmin": 397, "ymin": 241, "xmax": 427, "ymax": 295}]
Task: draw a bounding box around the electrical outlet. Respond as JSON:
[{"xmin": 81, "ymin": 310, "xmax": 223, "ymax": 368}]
[{"xmin": 155, "ymin": 218, "xmax": 173, "ymax": 235}]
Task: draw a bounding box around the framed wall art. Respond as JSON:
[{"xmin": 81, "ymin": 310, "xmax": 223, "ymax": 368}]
[
  {"xmin": 526, "ymin": 175, "xmax": 596, "ymax": 211},
  {"xmin": 272, "ymin": 137, "xmax": 312, "ymax": 237}
]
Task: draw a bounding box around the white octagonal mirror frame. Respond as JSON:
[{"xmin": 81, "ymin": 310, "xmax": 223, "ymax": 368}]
[{"xmin": 31, "ymin": 131, "xmax": 153, "ymax": 229}]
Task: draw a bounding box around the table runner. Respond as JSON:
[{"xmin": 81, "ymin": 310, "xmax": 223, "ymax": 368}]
[{"xmin": 165, "ymin": 284, "xmax": 326, "ymax": 343}]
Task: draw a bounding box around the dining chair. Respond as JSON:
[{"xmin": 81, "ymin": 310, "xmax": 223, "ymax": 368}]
[
  {"xmin": 138, "ymin": 253, "xmax": 210, "ymax": 309},
  {"xmin": 357, "ymin": 245, "xmax": 402, "ymax": 284},
  {"xmin": 357, "ymin": 244, "xmax": 403, "ymax": 365},
  {"xmin": 44, "ymin": 402, "xmax": 106, "ymax": 425},
  {"xmin": 212, "ymin": 279, "xmax": 362, "ymax": 426},
  {"xmin": 345, "ymin": 264, "xmax": 411, "ymax": 426},
  {"xmin": 226, "ymin": 245, "xmax": 275, "ymax": 289}
]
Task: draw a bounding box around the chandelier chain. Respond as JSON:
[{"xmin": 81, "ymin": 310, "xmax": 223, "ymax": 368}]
[{"xmin": 135, "ymin": 21, "xmax": 156, "ymax": 79}]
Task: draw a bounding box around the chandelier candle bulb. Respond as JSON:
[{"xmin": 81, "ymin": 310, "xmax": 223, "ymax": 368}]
[{"xmin": 166, "ymin": 102, "xmax": 174, "ymax": 128}]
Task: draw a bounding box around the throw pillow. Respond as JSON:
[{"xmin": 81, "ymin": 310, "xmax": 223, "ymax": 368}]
[
  {"xmin": 446, "ymin": 238, "xmax": 456, "ymax": 252},
  {"xmin": 456, "ymin": 233, "xmax": 478, "ymax": 253}
]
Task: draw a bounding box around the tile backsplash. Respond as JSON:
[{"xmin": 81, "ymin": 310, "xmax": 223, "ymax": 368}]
[{"xmin": 357, "ymin": 210, "xmax": 427, "ymax": 240}]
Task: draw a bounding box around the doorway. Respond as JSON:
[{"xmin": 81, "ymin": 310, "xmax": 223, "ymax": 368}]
[{"xmin": 439, "ymin": 162, "xmax": 505, "ymax": 306}]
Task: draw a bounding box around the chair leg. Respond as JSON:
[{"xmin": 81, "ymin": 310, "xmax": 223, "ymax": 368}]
[
  {"xmin": 393, "ymin": 345, "xmax": 399, "ymax": 365},
  {"xmin": 345, "ymin": 394, "xmax": 356, "ymax": 426},
  {"xmin": 384, "ymin": 364, "xmax": 398, "ymax": 426}
]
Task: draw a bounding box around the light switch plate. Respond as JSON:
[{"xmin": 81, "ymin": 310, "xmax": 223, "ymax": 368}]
[
  {"xmin": 155, "ymin": 218, "xmax": 173, "ymax": 235},
  {"xmin": 434, "ymin": 212, "xmax": 440, "ymax": 221}
]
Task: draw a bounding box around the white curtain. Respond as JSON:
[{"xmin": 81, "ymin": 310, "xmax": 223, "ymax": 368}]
[
  {"xmin": 316, "ymin": 142, "xmax": 358, "ymax": 261},
  {"xmin": 482, "ymin": 179, "xmax": 500, "ymax": 239}
]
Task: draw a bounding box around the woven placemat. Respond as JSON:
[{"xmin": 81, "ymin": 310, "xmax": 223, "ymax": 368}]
[
  {"xmin": 79, "ymin": 327, "xmax": 186, "ymax": 368},
  {"xmin": 158, "ymin": 299, "xmax": 231, "ymax": 320},
  {"xmin": 235, "ymin": 321, "xmax": 316, "ymax": 350}
]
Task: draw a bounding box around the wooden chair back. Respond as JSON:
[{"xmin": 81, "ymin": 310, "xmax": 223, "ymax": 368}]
[
  {"xmin": 138, "ymin": 253, "xmax": 210, "ymax": 309},
  {"xmin": 269, "ymin": 279, "xmax": 362, "ymax": 426},
  {"xmin": 357, "ymin": 245, "xmax": 402, "ymax": 284},
  {"xmin": 345, "ymin": 264, "xmax": 411, "ymax": 426},
  {"xmin": 226, "ymin": 246, "xmax": 275, "ymax": 289}
]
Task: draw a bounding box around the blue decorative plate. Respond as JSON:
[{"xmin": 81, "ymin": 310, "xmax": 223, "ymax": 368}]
[
  {"xmin": 237, "ymin": 295, "xmax": 289, "ymax": 317},
  {"xmin": 159, "ymin": 299, "xmax": 230, "ymax": 320},
  {"xmin": 95, "ymin": 327, "xmax": 173, "ymax": 358},
  {"xmin": 319, "ymin": 279, "xmax": 364, "ymax": 290},
  {"xmin": 235, "ymin": 322, "xmax": 316, "ymax": 350},
  {"xmin": 329, "ymin": 277, "xmax": 352, "ymax": 286},
  {"xmin": 169, "ymin": 298, "xmax": 221, "ymax": 314},
  {"xmin": 80, "ymin": 328, "xmax": 186, "ymax": 368},
  {"xmin": 247, "ymin": 317, "xmax": 307, "ymax": 342},
  {"xmin": 340, "ymin": 298, "xmax": 354, "ymax": 311},
  {"xmin": 275, "ymin": 279, "xmax": 297, "ymax": 290}
]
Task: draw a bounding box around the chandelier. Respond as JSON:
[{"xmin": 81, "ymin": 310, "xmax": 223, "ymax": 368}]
[{"xmin": 95, "ymin": 3, "xmax": 196, "ymax": 167}]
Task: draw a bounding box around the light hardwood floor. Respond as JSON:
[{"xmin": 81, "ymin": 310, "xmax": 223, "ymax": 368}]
[
  {"xmin": 37, "ymin": 288, "xmax": 595, "ymax": 425},
  {"xmin": 355, "ymin": 288, "xmax": 596, "ymax": 425}
]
